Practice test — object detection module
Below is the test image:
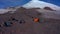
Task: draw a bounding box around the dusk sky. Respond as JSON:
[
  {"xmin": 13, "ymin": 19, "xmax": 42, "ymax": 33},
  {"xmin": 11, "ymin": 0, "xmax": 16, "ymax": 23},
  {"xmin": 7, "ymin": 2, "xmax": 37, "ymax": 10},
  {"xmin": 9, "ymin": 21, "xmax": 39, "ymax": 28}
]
[{"xmin": 0, "ymin": 0, "xmax": 60, "ymax": 8}]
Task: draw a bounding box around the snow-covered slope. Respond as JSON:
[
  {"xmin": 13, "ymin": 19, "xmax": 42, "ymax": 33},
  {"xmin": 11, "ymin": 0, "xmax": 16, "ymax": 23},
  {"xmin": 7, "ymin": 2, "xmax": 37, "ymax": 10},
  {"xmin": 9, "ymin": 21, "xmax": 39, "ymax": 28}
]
[
  {"xmin": 22, "ymin": 0, "xmax": 60, "ymax": 10},
  {"xmin": 0, "ymin": 9, "xmax": 16, "ymax": 14},
  {"xmin": 0, "ymin": 6, "xmax": 22, "ymax": 14}
]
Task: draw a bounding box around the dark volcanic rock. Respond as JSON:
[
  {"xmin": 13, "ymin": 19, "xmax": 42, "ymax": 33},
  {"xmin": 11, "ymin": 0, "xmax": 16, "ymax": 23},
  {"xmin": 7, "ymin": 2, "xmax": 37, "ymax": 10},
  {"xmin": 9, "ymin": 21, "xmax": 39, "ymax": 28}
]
[
  {"xmin": 44, "ymin": 7, "xmax": 55, "ymax": 11},
  {"xmin": 3, "ymin": 21, "xmax": 13, "ymax": 27},
  {"xmin": 19, "ymin": 19, "xmax": 25, "ymax": 24}
]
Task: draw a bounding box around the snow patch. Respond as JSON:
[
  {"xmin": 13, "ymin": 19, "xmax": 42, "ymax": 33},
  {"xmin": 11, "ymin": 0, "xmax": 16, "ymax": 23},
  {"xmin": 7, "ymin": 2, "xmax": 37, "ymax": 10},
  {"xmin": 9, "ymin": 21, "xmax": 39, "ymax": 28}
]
[{"xmin": 0, "ymin": 9, "xmax": 16, "ymax": 14}]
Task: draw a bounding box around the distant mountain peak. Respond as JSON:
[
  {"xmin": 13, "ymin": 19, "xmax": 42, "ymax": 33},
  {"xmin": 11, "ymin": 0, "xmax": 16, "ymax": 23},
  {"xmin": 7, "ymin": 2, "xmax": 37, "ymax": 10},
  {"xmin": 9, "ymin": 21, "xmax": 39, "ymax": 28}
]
[{"xmin": 22, "ymin": 0, "xmax": 60, "ymax": 10}]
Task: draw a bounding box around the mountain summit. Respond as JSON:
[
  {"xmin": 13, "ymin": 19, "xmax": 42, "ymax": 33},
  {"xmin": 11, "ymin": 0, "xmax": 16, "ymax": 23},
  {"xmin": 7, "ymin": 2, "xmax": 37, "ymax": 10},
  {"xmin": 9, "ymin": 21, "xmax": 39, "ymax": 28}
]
[{"xmin": 22, "ymin": 0, "xmax": 60, "ymax": 10}]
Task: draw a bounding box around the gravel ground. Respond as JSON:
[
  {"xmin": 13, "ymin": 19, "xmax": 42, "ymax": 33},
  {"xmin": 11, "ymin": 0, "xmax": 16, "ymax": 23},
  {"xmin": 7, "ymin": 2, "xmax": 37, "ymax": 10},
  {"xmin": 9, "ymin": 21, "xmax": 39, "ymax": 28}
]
[{"xmin": 0, "ymin": 8, "xmax": 60, "ymax": 34}]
